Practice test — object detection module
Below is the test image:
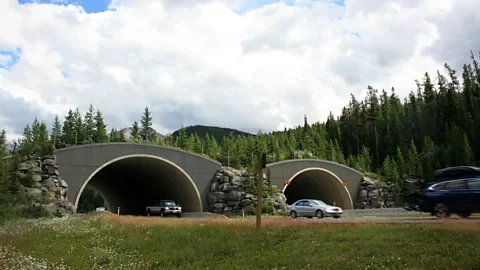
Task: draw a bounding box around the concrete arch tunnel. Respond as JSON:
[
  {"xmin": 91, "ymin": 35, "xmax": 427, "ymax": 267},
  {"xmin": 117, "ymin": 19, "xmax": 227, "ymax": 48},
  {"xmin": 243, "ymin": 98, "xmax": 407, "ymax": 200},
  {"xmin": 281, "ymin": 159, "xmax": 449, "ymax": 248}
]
[
  {"xmin": 54, "ymin": 143, "xmax": 222, "ymax": 214},
  {"xmin": 78, "ymin": 155, "xmax": 203, "ymax": 214},
  {"xmin": 282, "ymin": 168, "xmax": 353, "ymax": 209},
  {"xmin": 268, "ymin": 160, "xmax": 364, "ymax": 209}
]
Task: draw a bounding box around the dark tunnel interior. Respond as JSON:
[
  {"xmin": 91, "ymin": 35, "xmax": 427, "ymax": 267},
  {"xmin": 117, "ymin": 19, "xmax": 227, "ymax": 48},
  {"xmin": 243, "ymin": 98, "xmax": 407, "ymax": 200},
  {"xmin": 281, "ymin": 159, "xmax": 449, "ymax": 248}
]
[
  {"xmin": 83, "ymin": 156, "xmax": 202, "ymax": 215},
  {"xmin": 284, "ymin": 169, "xmax": 352, "ymax": 209}
]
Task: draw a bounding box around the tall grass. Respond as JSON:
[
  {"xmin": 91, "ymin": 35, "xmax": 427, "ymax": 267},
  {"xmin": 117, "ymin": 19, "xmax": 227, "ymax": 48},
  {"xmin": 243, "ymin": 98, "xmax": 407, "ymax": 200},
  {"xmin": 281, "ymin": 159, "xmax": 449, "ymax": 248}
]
[{"xmin": 1, "ymin": 213, "xmax": 479, "ymax": 269}]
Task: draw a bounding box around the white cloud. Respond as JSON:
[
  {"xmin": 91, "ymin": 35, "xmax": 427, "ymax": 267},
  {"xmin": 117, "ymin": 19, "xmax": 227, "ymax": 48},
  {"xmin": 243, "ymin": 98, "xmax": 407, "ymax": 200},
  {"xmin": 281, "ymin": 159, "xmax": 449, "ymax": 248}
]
[{"xmin": 0, "ymin": 0, "xmax": 479, "ymax": 142}]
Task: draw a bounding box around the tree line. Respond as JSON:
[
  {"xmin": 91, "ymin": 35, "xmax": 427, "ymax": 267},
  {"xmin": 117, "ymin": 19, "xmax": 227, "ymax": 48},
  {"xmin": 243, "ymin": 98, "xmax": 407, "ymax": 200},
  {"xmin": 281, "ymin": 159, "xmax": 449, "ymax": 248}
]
[{"xmin": 1, "ymin": 49, "xmax": 480, "ymax": 210}]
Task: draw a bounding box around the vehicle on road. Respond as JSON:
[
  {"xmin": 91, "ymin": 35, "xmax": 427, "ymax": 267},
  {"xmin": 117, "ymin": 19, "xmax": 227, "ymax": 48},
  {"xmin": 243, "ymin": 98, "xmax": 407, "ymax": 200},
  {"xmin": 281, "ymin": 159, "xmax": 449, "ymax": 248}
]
[
  {"xmin": 287, "ymin": 199, "xmax": 343, "ymax": 219},
  {"xmin": 416, "ymin": 166, "xmax": 480, "ymax": 218},
  {"xmin": 146, "ymin": 200, "xmax": 182, "ymax": 217}
]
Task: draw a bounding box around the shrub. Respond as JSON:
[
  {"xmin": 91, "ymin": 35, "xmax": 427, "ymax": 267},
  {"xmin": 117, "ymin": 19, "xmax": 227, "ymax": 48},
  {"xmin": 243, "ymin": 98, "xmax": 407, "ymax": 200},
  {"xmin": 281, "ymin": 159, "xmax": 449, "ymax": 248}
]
[
  {"xmin": 53, "ymin": 208, "xmax": 63, "ymax": 218},
  {"xmin": 243, "ymin": 205, "xmax": 256, "ymax": 215},
  {"xmin": 262, "ymin": 202, "xmax": 275, "ymax": 215},
  {"xmin": 19, "ymin": 205, "xmax": 52, "ymax": 219}
]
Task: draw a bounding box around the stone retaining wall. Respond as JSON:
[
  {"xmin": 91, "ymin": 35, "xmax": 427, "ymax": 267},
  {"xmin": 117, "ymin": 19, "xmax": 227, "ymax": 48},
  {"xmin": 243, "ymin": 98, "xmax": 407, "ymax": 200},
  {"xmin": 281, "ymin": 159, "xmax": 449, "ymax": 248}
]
[
  {"xmin": 207, "ymin": 167, "xmax": 287, "ymax": 215},
  {"xmin": 17, "ymin": 155, "xmax": 75, "ymax": 214},
  {"xmin": 355, "ymin": 176, "xmax": 398, "ymax": 209}
]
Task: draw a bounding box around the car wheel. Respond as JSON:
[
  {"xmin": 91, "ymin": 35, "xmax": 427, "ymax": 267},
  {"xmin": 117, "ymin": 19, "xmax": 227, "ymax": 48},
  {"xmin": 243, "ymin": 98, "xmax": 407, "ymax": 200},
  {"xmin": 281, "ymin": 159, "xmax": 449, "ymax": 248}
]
[
  {"xmin": 177, "ymin": 213, "xmax": 182, "ymax": 218},
  {"xmin": 146, "ymin": 209, "xmax": 151, "ymax": 216},
  {"xmin": 290, "ymin": 210, "xmax": 297, "ymax": 219},
  {"xmin": 457, "ymin": 212, "xmax": 471, "ymax": 218},
  {"xmin": 160, "ymin": 210, "xmax": 164, "ymax": 217},
  {"xmin": 433, "ymin": 203, "xmax": 450, "ymax": 218},
  {"xmin": 315, "ymin": 210, "xmax": 324, "ymax": 219}
]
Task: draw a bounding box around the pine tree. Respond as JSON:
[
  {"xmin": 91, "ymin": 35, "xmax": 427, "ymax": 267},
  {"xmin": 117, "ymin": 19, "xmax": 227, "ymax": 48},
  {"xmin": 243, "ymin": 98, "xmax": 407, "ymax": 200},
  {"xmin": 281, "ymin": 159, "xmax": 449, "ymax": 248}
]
[
  {"xmin": 178, "ymin": 125, "xmax": 188, "ymax": 149},
  {"xmin": 140, "ymin": 106, "xmax": 156, "ymax": 142},
  {"xmin": 461, "ymin": 132, "xmax": 475, "ymax": 165},
  {"xmin": 61, "ymin": 109, "xmax": 76, "ymax": 146},
  {"xmin": 208, "ymin": 135, "xmax": 221, "ymax": 160},
  {"xmin": 357, "ymin": 146, "xmax": 372, "ymax": 173},
  {"xmin": 18, "ymin": 124, "xmax": 33, "ymax": 159},
  {"xmin": 84, "ymin": 104, "xmax": 95, "ymax": 144},
  {"xmin": 366, "ymin": 86, "xmax": 381, "ymax": 167},
  {"xmin": 203, "ymin": 133, "xmax": 212, "ymax": 155},
  {"xmin": 421, "ymin": 137, "xmax": 436, "ymax": 182},
  {"xmin": 93, "ymin": 110, "xmax": 107, "ymax": 143},
  {"xmin": 407, "ymin": 139, "xmax": 420, "ymax": 175},
  {"xmin": 131, "ymin": 121, "xmax": 140, "ymax": 142},
  {"xmin": 73, "ymin": 108, "xmax": 85, "ymax": 144},
  {"xmin": 109, "ymin": 128, "xmax": 121, "ymax": 142},
  {"xmin": 192, "ymin": 133, "xmax": 203, "ymax": 154},
  {"xmin": 382, "ymin": 156, "xmax": 392, "ymax": 181},
  {"xmin": 36, "ymin": 121, "xmax": 51, "ymax": 156},
  {"xmin": 51, "ymin": 115, "xmax": 62, "ymax": 149},
  {"xmin": 163, "ymin": 133, "xmax": 174, "ymax": 146},
  {"xmin": 118, "ymin": 129, "xmax": 126, "ymax": 142},
  {"xmin": 333, "ymin": 139, "xmax": 346, "ymax": 165},
  {"xmin": 445, "ymin": 125, "xmax": 463, "ymax": 166},
  {"xmin": 0, "ymin": 137, "xmax": 14, "ymax": 220},
  {"xmin": 0, "ymin": 129, "xmax": 6, "ymax": 154}
]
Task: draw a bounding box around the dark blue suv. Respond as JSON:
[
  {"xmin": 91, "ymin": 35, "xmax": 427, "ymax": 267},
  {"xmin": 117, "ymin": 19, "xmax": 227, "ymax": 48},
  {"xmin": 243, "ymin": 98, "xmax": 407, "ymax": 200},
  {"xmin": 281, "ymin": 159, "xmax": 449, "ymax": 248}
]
[{"xmin": 418, "ymin": 166, "xmax": 480, "ymax": 218}]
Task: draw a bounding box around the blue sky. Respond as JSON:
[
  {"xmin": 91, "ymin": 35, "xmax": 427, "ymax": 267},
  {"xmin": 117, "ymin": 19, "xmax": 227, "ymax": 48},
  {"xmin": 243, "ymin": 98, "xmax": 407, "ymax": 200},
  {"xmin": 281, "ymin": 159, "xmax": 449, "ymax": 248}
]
[
  {"xmin": 18, "ymin": 0, "xmax": 110, "ymax": 13},
  {"xmin": 18, "ymin": 0, "xmax": 345, "ymax": 14},
  {"xmin": 0, "ymin": 48, "xmax": 22, "ymax": 71}
]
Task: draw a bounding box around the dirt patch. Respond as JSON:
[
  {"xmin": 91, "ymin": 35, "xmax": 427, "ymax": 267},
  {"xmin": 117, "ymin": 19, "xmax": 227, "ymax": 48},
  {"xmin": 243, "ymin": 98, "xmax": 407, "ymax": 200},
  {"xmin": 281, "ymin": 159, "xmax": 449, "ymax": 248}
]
[
  {"xmin": 422, "ymin": 220, "xmax": 480, "ymax": 233},
  {"xmin": 97, "ymin": 212, "xmax": 480, "ymax": 232}
]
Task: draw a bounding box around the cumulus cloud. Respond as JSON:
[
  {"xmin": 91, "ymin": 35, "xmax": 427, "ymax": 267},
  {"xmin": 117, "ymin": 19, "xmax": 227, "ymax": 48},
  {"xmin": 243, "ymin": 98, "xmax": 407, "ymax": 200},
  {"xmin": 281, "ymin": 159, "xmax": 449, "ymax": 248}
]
[
  {"xmin": 0, "ymin": 0, "xmax": 479, "ymax": 142},
  {"xmin": 0, "ymin": 90, "xmax": 54, "ymax": 139}
]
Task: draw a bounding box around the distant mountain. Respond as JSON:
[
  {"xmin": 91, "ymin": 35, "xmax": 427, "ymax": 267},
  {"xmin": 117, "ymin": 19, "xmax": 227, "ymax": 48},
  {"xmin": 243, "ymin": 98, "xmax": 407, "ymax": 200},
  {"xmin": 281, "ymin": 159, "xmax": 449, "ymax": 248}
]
[
  {"xmin": 115, "ymin": 125, "xmax": 253, "ymax": 143},
  {"xmin": 171, "ymin": 125, "xmax": 254, "ymax": 143},
  {"xmin": 119, "ymin": 127, "xmax": 166, "ymax": 141}
]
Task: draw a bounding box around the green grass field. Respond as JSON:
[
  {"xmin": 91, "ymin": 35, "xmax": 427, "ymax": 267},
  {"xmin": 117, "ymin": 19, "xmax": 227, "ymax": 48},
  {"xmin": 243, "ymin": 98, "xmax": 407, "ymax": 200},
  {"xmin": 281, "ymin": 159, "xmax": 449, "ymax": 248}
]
[{"xmin": 1, "ymin": 213, "xmax": 479, "ymax": 269}]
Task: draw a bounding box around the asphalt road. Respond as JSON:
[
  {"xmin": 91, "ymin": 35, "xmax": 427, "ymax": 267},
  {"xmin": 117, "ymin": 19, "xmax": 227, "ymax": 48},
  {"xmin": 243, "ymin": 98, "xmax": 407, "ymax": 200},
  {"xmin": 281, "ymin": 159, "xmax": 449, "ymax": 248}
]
[
  {"xmin": 150, "ymin": 210, "xmax": 480, "ymax": 224},
  {"xmin": 283, "ymin": 216, "xmax": 480, "ymax": 223}
]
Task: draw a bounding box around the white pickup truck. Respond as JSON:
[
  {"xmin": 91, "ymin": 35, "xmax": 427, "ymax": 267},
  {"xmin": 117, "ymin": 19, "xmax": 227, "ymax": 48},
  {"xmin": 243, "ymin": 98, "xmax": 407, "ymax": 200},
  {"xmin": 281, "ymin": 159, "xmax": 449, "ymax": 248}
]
[{"xmin": 145, "ymin": 200, "xmax": 182, "ymax": 217}]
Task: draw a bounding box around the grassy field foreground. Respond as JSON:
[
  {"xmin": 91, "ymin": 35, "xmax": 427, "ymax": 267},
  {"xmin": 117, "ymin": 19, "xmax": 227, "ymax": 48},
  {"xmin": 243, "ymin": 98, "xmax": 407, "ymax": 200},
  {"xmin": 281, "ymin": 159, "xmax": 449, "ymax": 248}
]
[{"xmin": 0, "ymin": 214, "xmax": 480, "ymax": 269}]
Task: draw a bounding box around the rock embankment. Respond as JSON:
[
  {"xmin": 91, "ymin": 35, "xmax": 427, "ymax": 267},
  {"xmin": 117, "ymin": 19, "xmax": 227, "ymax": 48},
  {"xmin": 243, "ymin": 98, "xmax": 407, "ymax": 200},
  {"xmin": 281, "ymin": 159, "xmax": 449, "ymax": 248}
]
[
  {"xmin": 356, "ymin": 176, "xmax": 398, "ymax": 209},
  {"xmin": 16, "ymin": 155, "xmax": 75, "ymax": 215},
  {"xmin": 208, "ymin": 167, "xmax": 287, "ymax": 215}
]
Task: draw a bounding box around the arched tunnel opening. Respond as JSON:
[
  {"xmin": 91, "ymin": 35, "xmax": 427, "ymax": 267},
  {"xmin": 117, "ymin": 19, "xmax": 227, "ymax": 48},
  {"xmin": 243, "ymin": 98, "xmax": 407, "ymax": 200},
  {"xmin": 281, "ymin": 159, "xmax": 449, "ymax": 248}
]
[
  {"xmin": 76, "ymin": 156, "xmax": 202, "ymax": 215},
  {"xmin": 283, "ymin": 169, "xmax": 353, "ymax": 209}
]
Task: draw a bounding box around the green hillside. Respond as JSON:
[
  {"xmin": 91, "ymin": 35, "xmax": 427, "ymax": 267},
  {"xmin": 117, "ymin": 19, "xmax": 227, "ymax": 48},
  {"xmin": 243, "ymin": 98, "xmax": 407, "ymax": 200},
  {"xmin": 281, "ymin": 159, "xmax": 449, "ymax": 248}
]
[{"xmin": 171, "ymin": 125, "xmax": 254, "ymax": 143}]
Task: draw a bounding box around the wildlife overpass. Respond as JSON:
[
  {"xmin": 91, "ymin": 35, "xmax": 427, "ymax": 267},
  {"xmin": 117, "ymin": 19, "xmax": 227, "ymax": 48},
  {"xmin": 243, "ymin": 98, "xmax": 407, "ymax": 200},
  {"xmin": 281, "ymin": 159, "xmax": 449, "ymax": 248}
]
[
  {"xmin": 54, "ymin": 143, "xmax": 362, "ymax": 214},
  {"xmin": 267, "ymin": 160, "xmax": 363, "ymax": 209}
]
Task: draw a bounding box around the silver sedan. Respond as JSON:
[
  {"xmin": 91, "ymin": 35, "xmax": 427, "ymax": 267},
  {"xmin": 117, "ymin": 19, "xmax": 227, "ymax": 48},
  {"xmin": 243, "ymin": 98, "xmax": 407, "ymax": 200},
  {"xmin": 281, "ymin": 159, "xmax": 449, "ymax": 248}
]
[{"xmin": 287, "ymin": 199, "xmax": 343, "ymax": 219}]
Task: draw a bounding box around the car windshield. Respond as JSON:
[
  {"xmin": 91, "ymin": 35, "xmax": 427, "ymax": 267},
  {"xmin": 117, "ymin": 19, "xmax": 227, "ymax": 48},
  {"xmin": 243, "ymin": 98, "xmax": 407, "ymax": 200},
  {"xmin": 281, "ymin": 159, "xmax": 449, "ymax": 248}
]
[
  {"xmin": 163, "ymin": 201, "xmax": 176, "ymax": 206},
  {"xmin": 311, "ymin": 200, "xmax": 327, "ymax": 206}
]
